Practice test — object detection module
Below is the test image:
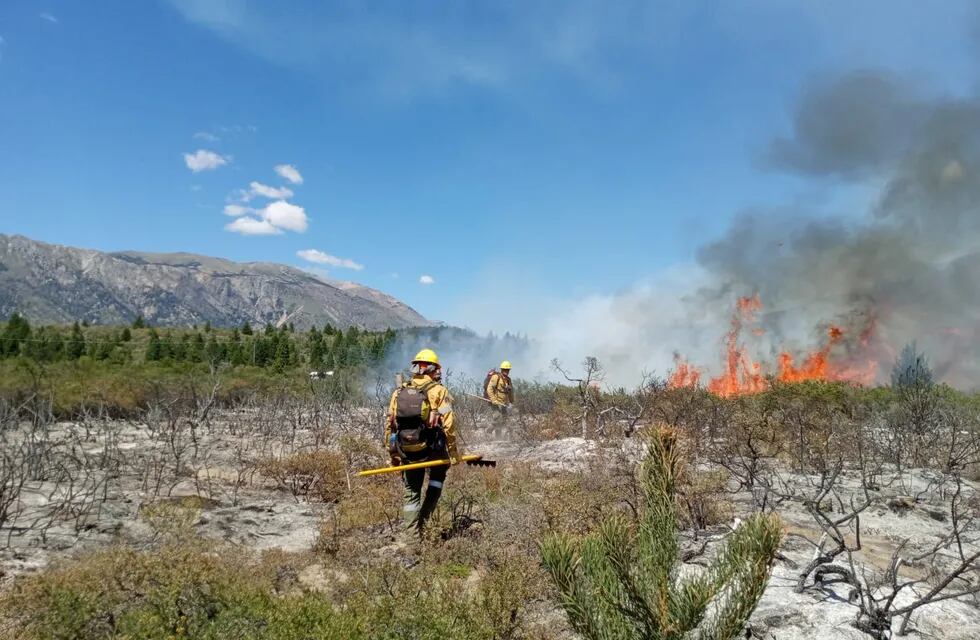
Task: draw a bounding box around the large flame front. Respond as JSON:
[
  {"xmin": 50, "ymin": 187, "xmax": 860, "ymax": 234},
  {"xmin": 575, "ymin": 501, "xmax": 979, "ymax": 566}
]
[{"xmin": 669, "ymin": 296, "xmax": 878, "ymax": 396}]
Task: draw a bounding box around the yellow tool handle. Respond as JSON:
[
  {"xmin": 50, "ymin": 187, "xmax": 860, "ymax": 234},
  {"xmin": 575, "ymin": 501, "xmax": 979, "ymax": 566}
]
[{"xmin": 356, "ymin": 454, "xmax": 483, "ymax": 477}]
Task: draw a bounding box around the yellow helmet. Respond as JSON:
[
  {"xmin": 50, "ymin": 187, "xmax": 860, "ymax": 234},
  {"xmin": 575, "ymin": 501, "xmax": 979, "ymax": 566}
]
[
  {"xmin": 412, "ymin": 348, "xmax": 440, "ymax": 366},
  {"xmin": 500, "ymin": 360, "xmax": 512, "ymax": 370}
]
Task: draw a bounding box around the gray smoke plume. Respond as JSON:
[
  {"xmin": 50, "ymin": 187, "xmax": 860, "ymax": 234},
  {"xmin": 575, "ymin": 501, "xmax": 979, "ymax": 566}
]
[
  {"xmin": 699, "ymin": 70, "xmax": 980, "ymax": 386},
  {"xmin": 435, "ymin": 70, "xmax": 980, "ymax": 389},
  {"xmin": 511, "ymin": 70, "xmax": 980, "ymax": 389}
]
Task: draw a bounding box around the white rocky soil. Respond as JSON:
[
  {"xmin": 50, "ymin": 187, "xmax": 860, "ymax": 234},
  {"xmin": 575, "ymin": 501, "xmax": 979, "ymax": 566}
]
[{"xmin": 1, "ymin": 419, "xmax": 977, "ymax": 639}]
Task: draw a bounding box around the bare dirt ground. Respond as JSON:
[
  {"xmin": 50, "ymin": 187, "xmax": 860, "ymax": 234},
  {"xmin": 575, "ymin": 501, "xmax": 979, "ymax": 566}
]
[{"xmin": 1, "ymin": 409, "xmax": 978, "ymax": 639}]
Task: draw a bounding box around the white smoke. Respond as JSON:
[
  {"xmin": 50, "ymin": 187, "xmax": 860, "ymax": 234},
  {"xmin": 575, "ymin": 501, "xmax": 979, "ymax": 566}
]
[{"xmin": 441, "ymin": 70, "xmax": 980, "ymax": 391}]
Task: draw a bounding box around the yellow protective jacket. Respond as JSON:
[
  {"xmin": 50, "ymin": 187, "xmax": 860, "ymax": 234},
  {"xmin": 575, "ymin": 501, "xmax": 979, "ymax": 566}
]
[
  {"xmin": 385, "ymin": 374, "xmax": 459, "ymax": 461},
  {"xmin": 486, "ymin": 372, "xmax": 514, "ymax": 406}
]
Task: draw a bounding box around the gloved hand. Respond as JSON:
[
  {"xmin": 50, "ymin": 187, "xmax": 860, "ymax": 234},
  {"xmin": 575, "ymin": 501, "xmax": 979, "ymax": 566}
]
[
  {"xmin": 387, "ymin": 434, "xmax": 400, "ymax": 466},
  {"xmin": 448, "ymin": 448, "xmax": 460, "ymax": 466}
]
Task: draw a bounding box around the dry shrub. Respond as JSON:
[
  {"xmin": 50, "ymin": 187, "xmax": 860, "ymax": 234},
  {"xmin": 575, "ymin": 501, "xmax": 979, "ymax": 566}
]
[
  {"xmin": 316, "ymin": 479, "xmax": 402, "ymax": 559},
  {"xmin": 337, "ymin": 433, "xmax": 383, "ymax": 470},
  {"xmin": 967, "ymin": 461, "xmax": 980, "ymax": 483},
  {"xmin": 2, "ymin": 534, "xmax": 544, "ymax": 640},
  {"xmin": 671, "ymin": 426, "xmax": 736, "ymax": 530},
  {"xmin": 491, "ymin": 463, "xmax": 623, "ymax": 539},
  {"xmin": 704, "ymin": 398, "xmax": 786, "ymax": 490},
  {"xmin": 138, "ymin": 496, "xmax": 206, "ymax": 538},
  {"xmin": 259, "ymin": 449, "xmax": 348, "ymax": 503},
  {"xmin": 0, "ymin": 540, "xmax": 288, "ymax": 639},
  {"xmin": 422, "ymin": 543, "xmax": 554, "ymax": 640},
  {"xmin": 532, "ymin": 400, "xmax": 584, "ymax": 440},
  {"xmin": 677, "ymin": 468, "xmax": 733, "ymax": 530},
  {"xmin": 429, "ymin": 464, "xmax": 499, "ymax": 537}
]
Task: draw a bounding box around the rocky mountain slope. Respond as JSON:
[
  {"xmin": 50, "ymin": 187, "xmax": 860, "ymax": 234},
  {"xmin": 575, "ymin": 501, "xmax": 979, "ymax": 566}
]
[{"xmin": 0, "ymin": 234, "xmax": 429, "ymax": 330}]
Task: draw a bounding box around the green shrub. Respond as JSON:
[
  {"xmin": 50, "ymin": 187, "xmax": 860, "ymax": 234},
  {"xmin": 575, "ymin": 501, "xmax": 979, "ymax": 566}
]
[
  {"xmin": 0, "ymin": 541, "xmax": 342, "ymax": 640},
  {"xmin": 0, "ymin": 539, "xmax": 544, "ymax": 640},
  {"xmin": 541, "ymin": 428, "xmax": 781, "ymax": 640}
]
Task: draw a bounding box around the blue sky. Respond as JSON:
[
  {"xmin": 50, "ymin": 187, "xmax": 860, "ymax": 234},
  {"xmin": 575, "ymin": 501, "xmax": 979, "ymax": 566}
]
[{"xmin": 1, "ymin": 1, "xmax": 977, "ymax": 329}]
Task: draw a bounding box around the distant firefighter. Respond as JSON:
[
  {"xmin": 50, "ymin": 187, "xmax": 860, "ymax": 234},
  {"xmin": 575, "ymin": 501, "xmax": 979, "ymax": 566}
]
[{"xmin": 484, "ymin": 360, "xmax": 514, "ymax": 435}]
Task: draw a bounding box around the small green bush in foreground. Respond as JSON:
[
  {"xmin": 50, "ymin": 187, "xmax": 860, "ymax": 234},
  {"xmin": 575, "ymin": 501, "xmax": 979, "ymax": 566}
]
[{"xmin": 541, "ymin": 428, "xmax": 782, "ymax": 640}]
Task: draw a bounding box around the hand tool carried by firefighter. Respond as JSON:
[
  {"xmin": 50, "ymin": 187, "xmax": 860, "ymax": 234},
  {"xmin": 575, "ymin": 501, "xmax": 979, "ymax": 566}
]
[
  {"xmin": 357, "ymin": 454, "xmax": 496, "ymax": 477},
  {"xmin": 464, "ymin": 393, "xmax": 497, "ymax": 404}
]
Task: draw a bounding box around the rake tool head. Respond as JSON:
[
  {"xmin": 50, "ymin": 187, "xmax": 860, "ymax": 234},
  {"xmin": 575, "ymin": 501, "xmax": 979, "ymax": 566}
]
[{"xmin": 465, "ymin": 458, "xmax": 497, "ymax": 468}]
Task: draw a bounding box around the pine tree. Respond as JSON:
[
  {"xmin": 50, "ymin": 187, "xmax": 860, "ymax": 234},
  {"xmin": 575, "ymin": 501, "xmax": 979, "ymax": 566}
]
[
  {"xmin": 228, "ymin": 329, "xmax": 245, "ymax": 366},
  {"xmin": 242, "ymin": 337, "xmax": 256, "ymax": 366},
  {"xmin": 205, "ymin": 334, "xmax": 223, "ymax": 365},
  {"xmin": 66, "ymin": 322, "xmax": 86, "ymax": 360},
  {"xmin": 241, "ymin": 321, "xmax": 253, "ymax": 336},
  {"xmin": 23, "ymin": 326, "xmax": 45, "ymax": 361},
  {"xmin": 1, "ymin": 313, "xmax": 31, "ymax": 357},
  {"xmin": 254, "ymin": 336, "xmax": 272, "ymax": 367},
  {"xmin": 145, "ymin": 330, "xmax": 163, "ymax": 362},
  {"xmin": 341, "ymin": 327, "xmax": 362, "ymax": 366},
  {"xmin": 308, "ymin": 327, "xmax": 325, "ymax": 369},
  {"xmin": 369, "ymin": 334, "xmax": 389, "ymax": 362},
  {"xmin": 121, "ymin": 327, "xmax": 132, "ymax": 342},
  {"xmin": 330, "ymin": 332, "xmax": 345, "ymax": 367},
  {"xmin": 95, "ymin": 339, "xmax": 114, "ymax": 361},
  {"xmin": 541, "ymin": 428, "xmax": 781, "ymax": 640},
  {"xmin": 132, "ymin": 315, "xmax": 146, "ymax": 329},
  {"xmin": 187, "ymin": 333, "xmax": 205, "ymax": 363},
  {"xmin": 891, "ymin": 341, "xmax": 933, "ymax": 390},
  {"xmin": 35, "ymin": 326, "xmax": 64, "ymax": 361},
  {"xmin": 272, "ymin": 338, "xmax": 290, "ymax": 373}
]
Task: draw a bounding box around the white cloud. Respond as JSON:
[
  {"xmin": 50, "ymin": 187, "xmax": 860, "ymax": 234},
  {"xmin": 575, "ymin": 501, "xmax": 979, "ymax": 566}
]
[
  {"xmin": 223, "ymin": 204, "xmax": 251, "ymax": 217},
  {"xmin": 193, "ymin": 131, "xmax": 220, "ymax": 142},
  {"xmin": 261, "ymin": 200, "xmax": 308, "ymax": 232},
  {"xmin": 249, "ymin": 181, "xmax": 294, "ymax": 199},
  {"xmin": 419, "ymin": 275, "xmax": 435, "ymax": 285},
  {"xmin": 39, "ymin": 13, "xmax": 58, "ymax": 24},
  {"xmin": 297, "ymin": 249, "xmax": 363, "ymax": 270},
  {"xmin": 190, "ymin": 184, "xmax": 203, "ymax": 192},
  {"xmin": 274, "ymin": 164, "xmax": 304, "ymax": 185},
  {"xmin": 225, "ymin": 217, "xmax": 283, "ymax": 235},
  {"xmin": 183, "ymin": 149, "xmax": 229, "ymax": 172}
]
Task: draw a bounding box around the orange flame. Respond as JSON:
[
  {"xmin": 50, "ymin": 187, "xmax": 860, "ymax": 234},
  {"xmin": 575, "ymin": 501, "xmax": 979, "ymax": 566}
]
[
  {"xmin": 703, "ymin": 295, "xmax": 767, "ymax": 396},
  {"xmin": 668, "ymin": 353, "xmax": 701, "ymax": 388},
  {"xmin": 669, "ymin": 297, "xmax": 878, "ymax": 396}
]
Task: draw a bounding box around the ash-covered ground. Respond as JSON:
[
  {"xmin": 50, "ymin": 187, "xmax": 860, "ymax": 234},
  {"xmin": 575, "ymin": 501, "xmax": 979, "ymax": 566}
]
[{"xmin": 1, "ymin": 401, "xmax": 978, "ymax": 639}]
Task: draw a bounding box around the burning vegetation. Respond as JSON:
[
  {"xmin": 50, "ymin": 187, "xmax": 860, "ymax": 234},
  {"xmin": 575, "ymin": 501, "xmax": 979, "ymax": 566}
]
[{"xmin": 670, "ymin": 295, "xmax": 880, "ymax": 396}]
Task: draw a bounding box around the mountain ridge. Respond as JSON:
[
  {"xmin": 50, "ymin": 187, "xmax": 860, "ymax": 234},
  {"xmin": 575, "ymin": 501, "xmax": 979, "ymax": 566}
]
[{"xmin": 0, "ymin": 234, "xmax": 430, "ymax": 330}]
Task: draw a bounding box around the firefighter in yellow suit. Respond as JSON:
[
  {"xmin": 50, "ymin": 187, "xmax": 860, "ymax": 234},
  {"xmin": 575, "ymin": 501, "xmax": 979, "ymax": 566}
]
[
  {"xmin": 384, "ymin": 349, "xmax": 459, "ymax": 534},
  {"xmin": 486, "ymin": 360, "xmax": 514, "ymax": 435}
]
